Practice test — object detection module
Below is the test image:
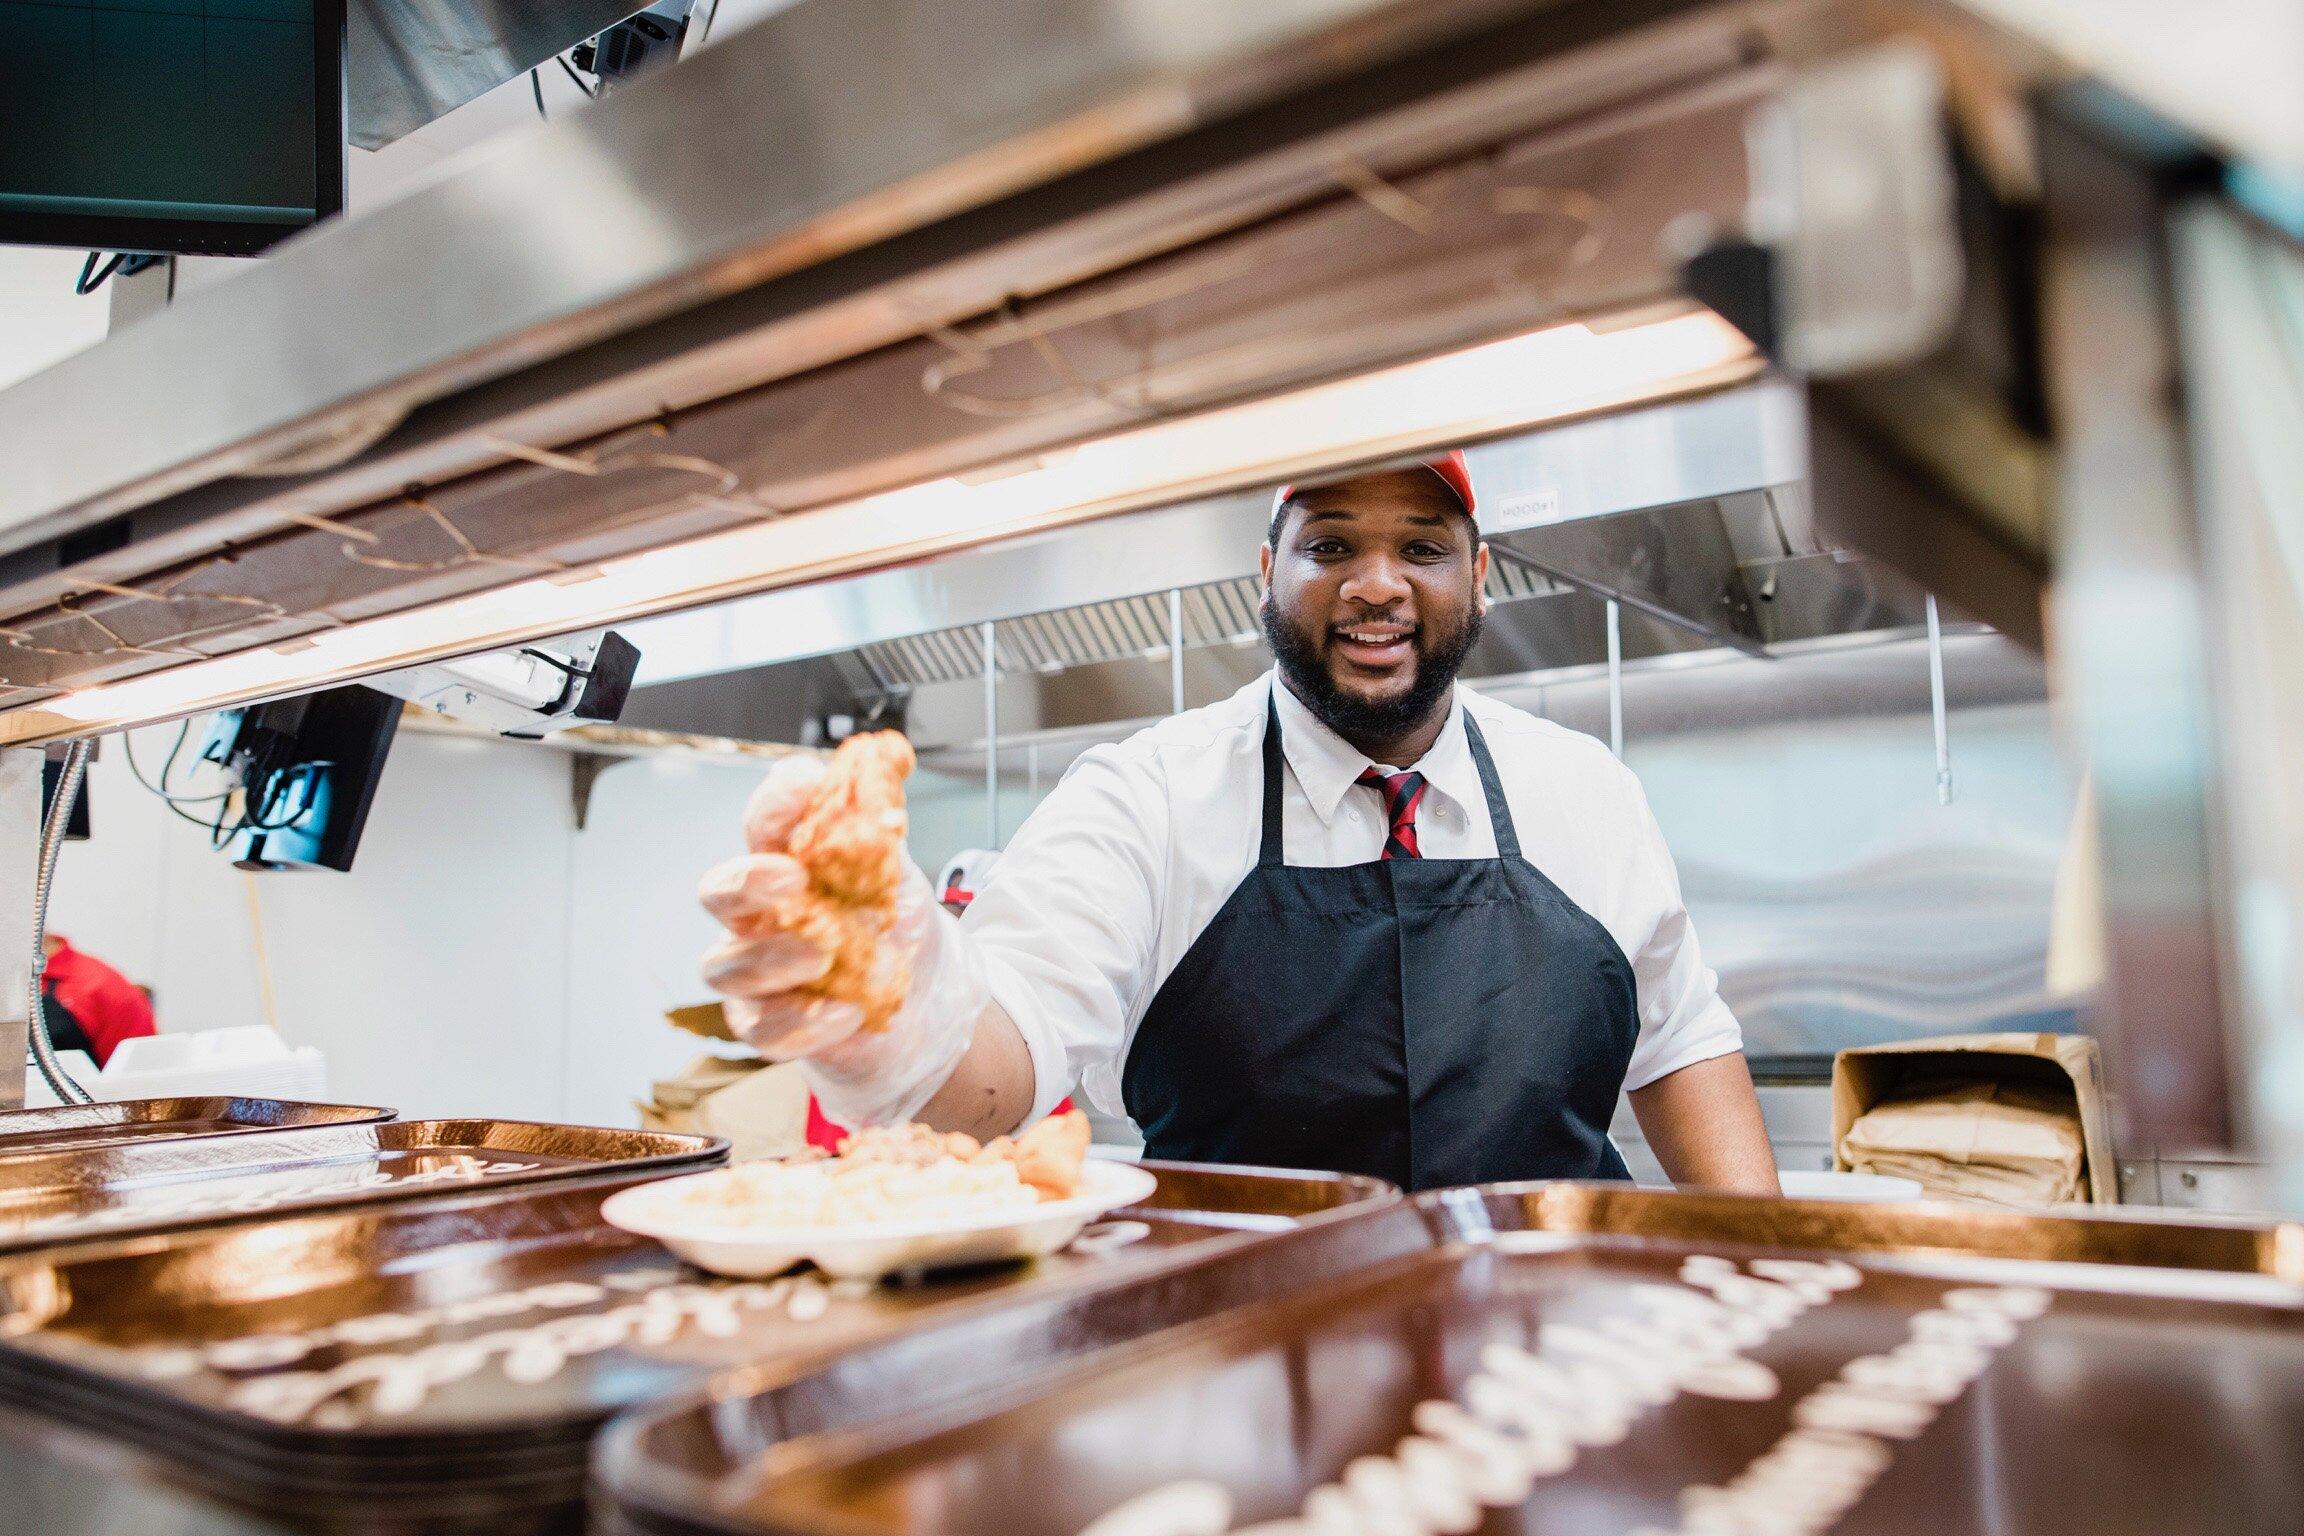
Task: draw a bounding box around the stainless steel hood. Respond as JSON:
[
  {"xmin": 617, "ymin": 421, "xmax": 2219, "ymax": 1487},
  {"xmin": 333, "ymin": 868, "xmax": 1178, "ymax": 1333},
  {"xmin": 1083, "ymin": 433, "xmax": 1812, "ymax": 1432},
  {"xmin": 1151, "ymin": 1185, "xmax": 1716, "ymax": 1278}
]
[
  {"xmin": 0, "ymin": 0, "xmax": 1882, "ymax": 729},
  {"xmin": 614, "ymin": 382, "xmax": 1806, "ymax": 687},
  {"xmin": 611, "ymin": 382, "xmax": 1929, "ymax": 748}
]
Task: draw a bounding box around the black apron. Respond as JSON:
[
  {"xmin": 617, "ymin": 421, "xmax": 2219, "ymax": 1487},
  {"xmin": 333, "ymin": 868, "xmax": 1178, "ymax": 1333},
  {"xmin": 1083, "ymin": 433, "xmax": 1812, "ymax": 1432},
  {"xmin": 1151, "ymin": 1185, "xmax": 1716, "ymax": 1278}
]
[{"xmin": 1121, "ymin": 691, "xmax": 1637, "ymax": 1191}]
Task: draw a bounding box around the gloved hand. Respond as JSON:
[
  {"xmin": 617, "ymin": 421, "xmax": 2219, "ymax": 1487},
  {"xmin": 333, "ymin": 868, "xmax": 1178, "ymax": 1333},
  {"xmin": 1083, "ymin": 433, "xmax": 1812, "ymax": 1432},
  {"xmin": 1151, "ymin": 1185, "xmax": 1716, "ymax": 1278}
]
[{"xmin": 696, "ymin": 755, "xmax": 990, "ymax": 1128}]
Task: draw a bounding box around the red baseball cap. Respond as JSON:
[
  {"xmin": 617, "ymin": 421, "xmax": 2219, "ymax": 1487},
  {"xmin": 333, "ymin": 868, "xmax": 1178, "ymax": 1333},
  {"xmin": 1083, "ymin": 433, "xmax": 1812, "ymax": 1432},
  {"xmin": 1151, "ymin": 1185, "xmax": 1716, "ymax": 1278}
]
[{"xmin": 1270, "ymin": 450, "xmax": 1477, "ymax": 530}]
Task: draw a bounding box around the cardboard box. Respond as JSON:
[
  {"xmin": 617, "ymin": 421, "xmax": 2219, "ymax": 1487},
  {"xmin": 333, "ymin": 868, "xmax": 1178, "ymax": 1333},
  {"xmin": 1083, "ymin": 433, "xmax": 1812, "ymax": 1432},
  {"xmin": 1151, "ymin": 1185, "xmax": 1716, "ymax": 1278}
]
[{"xmin": 1832, "ymin": 1032, "xmax": 2115, "ymax": 1204}]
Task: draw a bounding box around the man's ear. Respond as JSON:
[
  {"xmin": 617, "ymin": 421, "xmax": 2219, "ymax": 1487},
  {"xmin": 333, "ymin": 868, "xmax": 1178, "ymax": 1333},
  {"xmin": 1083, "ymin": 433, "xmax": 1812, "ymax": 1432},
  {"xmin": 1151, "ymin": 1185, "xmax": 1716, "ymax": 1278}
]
[
  {"xmin": 1473, "ymin": 541, "xmax": 1491, "ymax": 614},
  {"xmin": 1258, "ymin": 540, "xmax": 1274, "ymax": 592}
]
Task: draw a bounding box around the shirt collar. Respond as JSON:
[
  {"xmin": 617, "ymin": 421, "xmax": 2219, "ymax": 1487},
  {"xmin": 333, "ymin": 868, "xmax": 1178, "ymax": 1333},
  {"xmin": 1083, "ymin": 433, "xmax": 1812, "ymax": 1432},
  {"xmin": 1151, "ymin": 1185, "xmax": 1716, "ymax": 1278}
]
[{"xmin": 1268, "ymin": 672, "xmax": 1482, "ymax": 828}]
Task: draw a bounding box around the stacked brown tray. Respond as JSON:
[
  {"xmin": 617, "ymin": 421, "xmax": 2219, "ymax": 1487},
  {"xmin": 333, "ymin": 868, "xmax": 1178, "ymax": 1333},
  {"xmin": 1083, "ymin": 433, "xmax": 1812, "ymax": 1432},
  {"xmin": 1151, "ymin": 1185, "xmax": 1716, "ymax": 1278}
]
[
  {"xmin": 594, "ymin": 1184, "xmax": 2304, "ymax": 1536},
  {"xmin": 0, "ymin": 1118, "xmax": 726, "ymax": 1257},
  {"xmin": 0, "ymin": 1098, "xmax": 393, "ymax": 1156},
  {"xmin": 0, "ymin": 1159, "xmax": 1399, "ymax": 1534}
]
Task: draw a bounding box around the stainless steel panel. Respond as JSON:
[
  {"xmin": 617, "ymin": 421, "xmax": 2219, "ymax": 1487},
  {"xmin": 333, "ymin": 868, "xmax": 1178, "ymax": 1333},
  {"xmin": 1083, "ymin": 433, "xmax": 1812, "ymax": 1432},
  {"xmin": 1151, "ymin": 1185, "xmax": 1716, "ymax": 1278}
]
[
  {"xmin": 0, "ymin": 43, "xmax": 1776, "ymax": 717},
  {"xmin": 349, "ymin": 0, "xmax": 646, "ymax": 150},
  {"xmin": 617, "ymin": 384, "xmax": 1805, "ymax": 689},
  {"xmin": 2166, "ymin": 202, "xmax": 2304, "ymax": 1209},
  {"xmin": 1488, "ymin": 499, "xmax": 1767, "ymax": 654},
  {"xmin": 0, "ymin": 0, "xmax": 1780, "ymax": 553},
  {"xmin": 2039, "ymin": 101, "xmax": 2235, "ymax": 1153},
  {"xmin": 1462, "ymin": 377, "xmax": 1810, "ymax": 533},
  {"xmin": 2156, "ymin": 1157, "xmax": 2279, "ymax": 1216},
  {"xmin": 1502, "ymin": 633, "xmax": 2068, "ymax": 1061},
  {"xmin": 0, "ymin": 1403, "xmax": 294, "ymax": 1536},
  {"xmin": 1754, "ymin": 25, "xmax": 2057, "ymax": 651},
  {"xmin": 0, "ymin": 752, "xmax": 35, "ymax": 1112}
]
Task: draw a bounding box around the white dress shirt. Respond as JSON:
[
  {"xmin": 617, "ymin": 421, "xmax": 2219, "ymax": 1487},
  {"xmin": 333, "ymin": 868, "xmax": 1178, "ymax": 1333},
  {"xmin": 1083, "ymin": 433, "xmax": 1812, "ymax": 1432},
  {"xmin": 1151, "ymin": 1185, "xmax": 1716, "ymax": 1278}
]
[{"xmin": 966, "ymin": 672, "xmax": 1744, "ymax": 1124}]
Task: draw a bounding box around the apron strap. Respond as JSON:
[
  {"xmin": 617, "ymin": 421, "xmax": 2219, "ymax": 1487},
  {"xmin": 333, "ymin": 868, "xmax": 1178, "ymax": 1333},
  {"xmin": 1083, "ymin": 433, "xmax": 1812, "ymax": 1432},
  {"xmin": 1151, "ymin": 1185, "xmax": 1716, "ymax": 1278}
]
[
  {"xmin": 1259, "ymin": 689, "xmax": 1286, "ymax": 866},
  {"xmin": 1461, "ymin": 712, "xmax": 1523, "ymax": 862}
]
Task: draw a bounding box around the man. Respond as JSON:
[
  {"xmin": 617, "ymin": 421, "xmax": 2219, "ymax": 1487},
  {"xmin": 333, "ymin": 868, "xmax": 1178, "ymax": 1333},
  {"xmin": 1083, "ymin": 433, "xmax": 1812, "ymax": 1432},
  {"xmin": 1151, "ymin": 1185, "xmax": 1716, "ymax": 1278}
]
[{"xmin": 703, "ymin": 453, "xmax": 1778, "ymax": 1193}]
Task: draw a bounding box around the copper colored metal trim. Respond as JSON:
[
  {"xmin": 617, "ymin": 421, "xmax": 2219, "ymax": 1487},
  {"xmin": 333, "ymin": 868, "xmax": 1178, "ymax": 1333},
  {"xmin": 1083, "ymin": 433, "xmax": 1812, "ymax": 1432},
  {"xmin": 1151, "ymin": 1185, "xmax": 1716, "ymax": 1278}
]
[
  {"xmin": 0, "ymin": 1099, "xmax": 395, "ymax": 1160},
  {"xmin": 0, "ymin": 1118, "xmax": 728, "ymax": 1259},
  {"xmin": 0, "ymin": 1161, "xmax": 1398, "ymax": 1529}
]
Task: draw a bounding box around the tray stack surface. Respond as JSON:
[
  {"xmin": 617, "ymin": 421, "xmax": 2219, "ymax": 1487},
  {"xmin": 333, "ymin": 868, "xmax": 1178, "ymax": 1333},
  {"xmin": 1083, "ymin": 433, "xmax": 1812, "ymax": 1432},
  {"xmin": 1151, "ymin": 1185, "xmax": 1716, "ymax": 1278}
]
[
  {"xmin": 595, "ymin": 1184, "xmax": 2304, "ymax": 1536},
  {"xmin": 0, "ymin": 1118, "xmax": 727, "ymax": 1257},
  {"xmin": 0, "ymin": 1098, "xmax": 395, "ymax": 1157},
  {"xmin": 0, "ymin": 1159, "xmax": 1400, "ymax": 1534}
]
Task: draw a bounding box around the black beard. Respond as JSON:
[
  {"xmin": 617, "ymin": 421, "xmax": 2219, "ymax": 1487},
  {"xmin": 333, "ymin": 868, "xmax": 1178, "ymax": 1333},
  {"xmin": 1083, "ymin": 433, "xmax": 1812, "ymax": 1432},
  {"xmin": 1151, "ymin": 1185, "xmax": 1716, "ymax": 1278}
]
[{"xmin": 1262, "ymin": 592, "xmax": 1484, "ymax": 752}]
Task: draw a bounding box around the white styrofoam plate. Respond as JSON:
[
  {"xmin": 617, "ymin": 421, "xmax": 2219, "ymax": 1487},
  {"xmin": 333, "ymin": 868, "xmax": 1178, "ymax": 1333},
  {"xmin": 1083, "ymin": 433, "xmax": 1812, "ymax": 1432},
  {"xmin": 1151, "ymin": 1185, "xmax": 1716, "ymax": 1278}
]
[{"xmin": 601, "ymin": 1158, "xmax": 1160, "ymax": 1280}]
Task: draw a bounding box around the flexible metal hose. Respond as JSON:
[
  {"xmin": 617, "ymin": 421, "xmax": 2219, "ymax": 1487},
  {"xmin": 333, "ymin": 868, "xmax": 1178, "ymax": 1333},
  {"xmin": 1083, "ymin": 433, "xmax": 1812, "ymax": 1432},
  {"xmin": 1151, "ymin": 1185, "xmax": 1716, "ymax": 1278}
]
[{"xmin": 27, "ymin": 740, "xmax": 94, "ymax": 1105}]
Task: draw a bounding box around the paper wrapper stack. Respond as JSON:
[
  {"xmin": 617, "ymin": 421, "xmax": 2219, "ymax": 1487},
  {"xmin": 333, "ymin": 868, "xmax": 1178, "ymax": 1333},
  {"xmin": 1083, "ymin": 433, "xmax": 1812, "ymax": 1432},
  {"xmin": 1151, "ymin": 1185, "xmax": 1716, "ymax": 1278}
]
[
  {"xmin": 1833, "ymin": 1033, "xmax": 2113, "ymax": 1207},
  {"xmin": 637, "ymin": 1003, "xmax": 812, "ymax": 1162},
  {"xmin": 1842, "ymin": 1079, "xmax": 2087, "ymax": 1204}
]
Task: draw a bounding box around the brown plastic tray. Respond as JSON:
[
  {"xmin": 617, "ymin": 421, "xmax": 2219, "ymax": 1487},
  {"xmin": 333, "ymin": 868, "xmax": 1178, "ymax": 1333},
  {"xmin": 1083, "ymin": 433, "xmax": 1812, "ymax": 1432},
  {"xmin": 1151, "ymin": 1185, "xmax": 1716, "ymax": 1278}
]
[
  {"xmin": 0, "ymin": 1097, "xmax": 393, "ymax": 1158},
  {"xmin": 595, "ymin": 1183, "xmax": 2304, "ymax": 1536},
  {"xmin": 0, "ymin": 1118, "xmax": 728, "ymax": 1257},
  {"xmin": 0, "ymin": 1159, "xmax": 1399, "ymax": 1532}
]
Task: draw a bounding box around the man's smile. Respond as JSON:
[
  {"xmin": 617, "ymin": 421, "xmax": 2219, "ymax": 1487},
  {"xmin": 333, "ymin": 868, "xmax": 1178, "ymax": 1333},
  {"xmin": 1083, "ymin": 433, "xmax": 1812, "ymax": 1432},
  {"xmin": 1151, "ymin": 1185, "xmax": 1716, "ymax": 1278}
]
[{"xmin": 1331, "ymin": 618, "xmax": 1418, "ymax": 673}]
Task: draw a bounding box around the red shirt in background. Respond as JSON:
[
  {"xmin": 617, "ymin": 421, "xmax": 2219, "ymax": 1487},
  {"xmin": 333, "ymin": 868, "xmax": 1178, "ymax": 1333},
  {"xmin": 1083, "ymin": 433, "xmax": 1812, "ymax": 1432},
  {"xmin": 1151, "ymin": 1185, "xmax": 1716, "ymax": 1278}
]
[{"xmin": 42, "ymin": 936, "xmax": 156, "ymax": 1068}]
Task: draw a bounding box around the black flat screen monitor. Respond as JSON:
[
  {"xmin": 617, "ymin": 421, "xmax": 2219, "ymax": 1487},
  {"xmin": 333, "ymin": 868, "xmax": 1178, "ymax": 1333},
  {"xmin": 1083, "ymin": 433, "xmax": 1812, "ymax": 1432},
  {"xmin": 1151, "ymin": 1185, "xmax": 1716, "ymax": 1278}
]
[{"xmin": 0, "ymin": 1, "xmax": 345, "ymax": 256}]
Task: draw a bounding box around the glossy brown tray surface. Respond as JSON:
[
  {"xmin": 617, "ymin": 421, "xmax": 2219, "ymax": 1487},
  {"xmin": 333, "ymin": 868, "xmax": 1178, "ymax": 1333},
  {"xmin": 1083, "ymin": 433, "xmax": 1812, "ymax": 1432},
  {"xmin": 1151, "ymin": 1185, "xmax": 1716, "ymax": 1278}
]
[
  {"xmin": 600, "ymin": 1184, "xmax": 2304, "ymax": 1536},
  {"xmin": 0, "ymin": 1161, "xmax": 1394, "ymax": 1451},
  {"xmin": 0, "ymin": 1098, "xmax": 394, "ymax": 1158},
  {"xmin": 0, "ymin": 1118, "xmax": 727, "ymax": 1254}
]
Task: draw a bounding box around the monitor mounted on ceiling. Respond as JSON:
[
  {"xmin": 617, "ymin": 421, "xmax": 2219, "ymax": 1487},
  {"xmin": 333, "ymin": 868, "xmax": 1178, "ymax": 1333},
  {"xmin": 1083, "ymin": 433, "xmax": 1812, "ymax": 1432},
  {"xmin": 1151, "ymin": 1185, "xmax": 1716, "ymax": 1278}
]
[{"xmin": 0, "ymin": 0, "xmax": 347, "ymax": 258}]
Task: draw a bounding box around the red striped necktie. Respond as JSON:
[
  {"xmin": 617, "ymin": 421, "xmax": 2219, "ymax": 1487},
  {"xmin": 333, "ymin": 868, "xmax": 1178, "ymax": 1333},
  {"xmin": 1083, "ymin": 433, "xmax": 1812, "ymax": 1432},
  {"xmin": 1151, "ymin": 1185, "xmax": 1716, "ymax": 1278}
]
[{"xmin": 1357, "ymin": 768, "xmax": 1429, "ymax": 860}]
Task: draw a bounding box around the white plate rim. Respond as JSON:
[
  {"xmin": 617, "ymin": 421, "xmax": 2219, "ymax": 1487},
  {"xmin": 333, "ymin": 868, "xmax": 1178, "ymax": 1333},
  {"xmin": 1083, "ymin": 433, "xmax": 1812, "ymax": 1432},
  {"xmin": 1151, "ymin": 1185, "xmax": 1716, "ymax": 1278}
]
[{"xmin": 601, "ymin": 1158, "xmax": 1157, "ymax": 1245}]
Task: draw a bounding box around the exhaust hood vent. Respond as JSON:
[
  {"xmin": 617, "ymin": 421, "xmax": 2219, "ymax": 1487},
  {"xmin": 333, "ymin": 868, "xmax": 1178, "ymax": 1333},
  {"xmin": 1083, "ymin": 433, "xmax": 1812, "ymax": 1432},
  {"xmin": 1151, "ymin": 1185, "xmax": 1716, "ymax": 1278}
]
[{"xmin": 848, "ymin": 562, "xmax": 1568, "ymax": 694}]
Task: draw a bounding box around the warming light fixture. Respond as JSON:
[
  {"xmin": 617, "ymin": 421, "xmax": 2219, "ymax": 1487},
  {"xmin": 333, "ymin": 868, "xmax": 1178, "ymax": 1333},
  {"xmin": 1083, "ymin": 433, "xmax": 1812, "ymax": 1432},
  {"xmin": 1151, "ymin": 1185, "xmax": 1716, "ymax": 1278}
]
[{"xmin": 21, "ymin": 308, "xmax": 1756, "ymax": 740}]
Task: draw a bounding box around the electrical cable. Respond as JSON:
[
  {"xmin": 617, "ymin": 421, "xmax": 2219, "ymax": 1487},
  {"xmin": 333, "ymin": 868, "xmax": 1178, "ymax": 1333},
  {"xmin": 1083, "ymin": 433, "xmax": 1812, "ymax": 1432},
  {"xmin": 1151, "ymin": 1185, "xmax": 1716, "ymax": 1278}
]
[
  {"xmin": 519, "ymin": 647, "xmax": 593, "ymax": 681},
  {"xmin": 122, "ymin": 719, "xmax": 238, "ymax": 832},
  {"xmin": 123, "ymin": 720, "xmax": 231, "ymax": 806},
  {"xmin": 28, "ymin": 741, "xmax": 95, "ymax": 1104},
  {"xmin": 243, "ymin": 771, "xmax": 302, "ymax": 833},
  {"xmin": 243, "ymin": 762, "xmax": 332, "ymax": 833},
  {"xmin": 74, "ymin": 252, "xmax": 164, "ymax": 297},
  {"xmin": 531, "ymin": 68, "xmax": 548, "ymax": 120},
  {"xmin": 557, "ymin": 56, "xmax": 597, "ymax": 98},
  {"xmin": 75, "ymin": 253, "xmax": 123, "ymax": 295}
]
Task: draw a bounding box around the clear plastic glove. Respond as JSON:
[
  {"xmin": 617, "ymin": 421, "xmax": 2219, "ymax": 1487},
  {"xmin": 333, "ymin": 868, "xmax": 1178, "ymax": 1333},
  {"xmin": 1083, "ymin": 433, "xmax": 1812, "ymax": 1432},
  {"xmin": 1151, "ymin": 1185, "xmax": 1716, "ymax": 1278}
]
[{"xmin": 696, "ymin": 760, "xmax": 989, "ymax": 1128}]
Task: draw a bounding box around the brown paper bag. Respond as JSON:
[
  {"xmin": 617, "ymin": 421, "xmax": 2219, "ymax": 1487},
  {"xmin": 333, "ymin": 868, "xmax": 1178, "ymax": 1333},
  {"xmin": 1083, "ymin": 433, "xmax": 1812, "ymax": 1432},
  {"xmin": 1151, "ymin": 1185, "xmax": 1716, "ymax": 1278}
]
[
  {"xmin": 637, "ymin": 1052, "xmax": 811, "ymax": 1162},
  {"xmin": 1842, "ymin": 1078, "xmax": 2087, "ymax": 1206}
]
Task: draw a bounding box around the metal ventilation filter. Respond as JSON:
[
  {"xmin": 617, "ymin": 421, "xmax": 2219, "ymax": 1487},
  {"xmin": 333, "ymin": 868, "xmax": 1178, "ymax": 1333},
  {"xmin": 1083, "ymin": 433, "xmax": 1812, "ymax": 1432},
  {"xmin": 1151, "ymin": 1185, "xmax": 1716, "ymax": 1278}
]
[{"xmin": 850, "ymin": 564, "xmax": 1565, "ymax": 694}]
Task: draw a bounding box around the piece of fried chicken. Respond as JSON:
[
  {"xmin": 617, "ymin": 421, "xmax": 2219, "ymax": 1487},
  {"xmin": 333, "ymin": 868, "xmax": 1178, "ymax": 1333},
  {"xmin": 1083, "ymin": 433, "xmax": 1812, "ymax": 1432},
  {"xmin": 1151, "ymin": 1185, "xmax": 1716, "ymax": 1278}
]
[
  {"xmin": 782, "ymin": 731, "xmax": 914, "ymax": 905},
  {"xmin": 973, "ymin": 1109, "xmax": 1092, "ymax": 1201},
  {"xmin": 712, "ymin": 731, "xmax": 917, "ymax": 1034}
]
